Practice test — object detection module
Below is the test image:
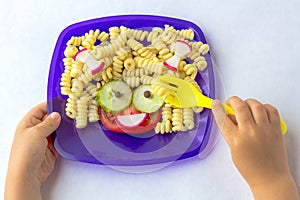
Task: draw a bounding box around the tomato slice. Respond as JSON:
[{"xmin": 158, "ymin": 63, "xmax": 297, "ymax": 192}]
[
  {"xmin": 99, "ymin": 105, "xmax": 162, "ymax": 134},
  {"xmin": 98, "ymin": 108, "xmax": 124, "ymax": 133},
  {"xmin": 117, "ymin": 107, "xmax": 162, "ymax": 134}
]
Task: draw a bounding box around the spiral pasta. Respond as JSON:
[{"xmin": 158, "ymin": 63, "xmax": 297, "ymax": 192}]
[
  {"xmin": 151, "ymin": 37, "xmax": 168, "ymax": 51},
  {"xmin": 70, "ymin": 61, "xmax": 84, "ymax": 78},
  {"xmin": 60, "ymin": 58, "xmax": 73, "ymax": 95},
  {"xmin": 112, "ymin": 56, "xmax": 125, "ymax": 78},
  {"xmin": 161, "ymin": 26, "xmax": 177, "ymax": 45},
  {"xmin": 182, "ymin": 64, "xmax": 197, "ymax": 79},
  {"xmin": 71, "ymin": 79, "xmax": 84, "ymax": 97},
  {"xmin": 162, "ymin": 104, "xmax": 172, "ymax": 121},
  {"xmin": 92, "ymin": 34, "xmax": 126, "ymax": 59},
  {"xmin": 82, "ymin": 34, "xmax": 97, "ymax": 50},
  {"xmin": 65, "ymin": 94, "xmax": 77, "ymax": 119},
  {"xmin": 109, "ymin": 26, "xmax": 120, "ymax": 41},
  {"xmin": 124, "ymin": 57, "xmax": 135, "ymax": 71},
  {"xmin": 151, "ymin": 83, "xmax": 169, "ymax": 99},
  {"xmin": 183, "ymin": 108, "xmax": 194, "ymax": 130},
  {"xmin": 64, "ymin": 45, "xmax": 78, "ymax": 58},
  {"xmin": 147, "ymin": 27, "xmax": 163, "ymax": 42},
  {"xmin": 155, "ymin": 120, "xmax": 172, "ymax": 134},
  {"xmin": 158, "ymin": 48, "xmax": 173, "ymax": 60},
  {"xmin": 88, "ymin": 99, "xmax": 99, "ymax": 122},
  {"xmin": 187, "ymin": 51, "xmax": 207, "ymax": 71},
  {"xmin": 78, "ymin": 65, "xmax": 93, "ymax": 85},
  {"xmin": 75, "ymin": 95, "xmax": 90, "ymax": 129},
  {"xmin": 172, "ymin": 108, "xmax": 186, "ymax": 132},
  {"xmin": 67, "ymin": 36, "xmax": 85, "ymax": 46},
  {"xmin": 123, "ymin": 76, "xmax": 140, "ymax": 88},
  {"xmin": 135, "ymin": 57, "xmax": 164, "ymax": 74},
  {"xmin": 127, "ymin": 38, "xmax": 143, "ymax": 51},
  {"xmin": 140, "ymin": 75, "xmax": 156, "ymax": 84},
  {"xmin": 97, "ymin": 31, "xmax": 109, "ymax": 42},
  {"xmin": 100, "ymin": 66, "xmax": 114, "ymax": 82},
  {"xmin": 137, "ymin": 47, "xmax": 156, "ymax": 59},
  {"xmin": 122, "ymin": 68, "xmax": 149, "ymax": 77},
  {"xmin": 177, "ymin": 29, "xmax": 194, "ymax": 40},
  {"xmin": 127, "ymin": 29, "xmax": 149, "ymax": 41}
]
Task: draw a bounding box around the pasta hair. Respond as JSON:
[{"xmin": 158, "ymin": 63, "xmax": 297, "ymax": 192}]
[
  {"xmin": 123, "ymin": 76, "xmax": 140, "ymax": 88},
  {"xmin": 155, "ymin": 120, "xmax": 172, "ymax": 134},
  {"xmin": 127, "ymin": 29, "xmax": 149, "ymax": 41},
  {"xmin": 64, "ymin": 45, "xmax": 78, "ymax": 58}
]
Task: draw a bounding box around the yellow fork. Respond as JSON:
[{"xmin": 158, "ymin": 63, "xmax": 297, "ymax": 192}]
[{"xmin": 155, "ymin": 76, "xmax": 287, "ymax": 134}]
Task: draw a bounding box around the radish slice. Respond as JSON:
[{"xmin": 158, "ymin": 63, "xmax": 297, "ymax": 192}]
[
  {"xmin": 164, "ymin": 40, "xmax": 192, "ymax": 71},
  {"xmin": 116, "ymin": 113, "xmax": 149, "ymax": 128},
  {"xmin": 176, "ymin": 40, "xmax": 192, "ymax": 56},
  {"xmin": 74, "ymin": 48, "xmax": 105, "ymax": 75},
  {"xmin": 163, "ymin": 57, "xmax": 178, "ymax": 71},
  {"xmin": 74, "ymin": 48, "xmax": 89, "ymax": 62},
  {"xmin": 85, "ymin": 56, "xmax": 105, "ymax": 75}
]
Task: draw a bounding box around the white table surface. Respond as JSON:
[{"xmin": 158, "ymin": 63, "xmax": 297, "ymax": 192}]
[{"xmin": 1, "ymin": 0, "xmax": 300, "ymax": 199}]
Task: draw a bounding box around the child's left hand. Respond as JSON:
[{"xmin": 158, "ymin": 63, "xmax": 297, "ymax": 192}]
[{"xmin": 5, "ymin": 102, "xmax": 61, "ymax": 200}]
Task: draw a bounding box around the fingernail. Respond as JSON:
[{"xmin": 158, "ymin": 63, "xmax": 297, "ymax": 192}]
[
  {"xmin": 50, "ymin": 112, "xmax": 60, "ymax": 121},
  {"xmin": 212, "ymin": 100, "xmax": 221, "ymax": 109}
]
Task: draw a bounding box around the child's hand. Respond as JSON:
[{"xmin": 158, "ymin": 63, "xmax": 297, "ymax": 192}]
[
  {"xmin": 212, "ymin": 97, "xmax": 299, "ymax": 200},
  {"xmin": 5, "ymin": 102, "xmax": 61, "ymax": 200}
]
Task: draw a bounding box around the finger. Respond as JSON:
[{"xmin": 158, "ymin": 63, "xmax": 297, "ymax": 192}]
[
  {"xmin": 245, "ymin": 99, "xmax": 269, "ymax": 125},
  {"xmin": 47, "ymin": 136, "xmax": 59, "ymax": 158},
  {"xmin": 264, "ymin": 104, "xmax": 281, "ymax": 127},
  {"xmin": 226, "ymin": 96, "xmax": 254, "ymax": 127},
  {"xmin": 35, "ymin": 112, "xmax": 61, "ymax": 138},
  {"xmin": 212, "ymin": 100, "xmax": 237, "ymax": 140},
  {"xmin": 19, "ymin": 102, "xmax": 48, "ymax": 128}
]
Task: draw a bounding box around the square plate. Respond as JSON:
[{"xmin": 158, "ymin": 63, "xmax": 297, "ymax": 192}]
[{"xmin": 47, "ymin": 15, "xmax": 215, "ymax": 166}]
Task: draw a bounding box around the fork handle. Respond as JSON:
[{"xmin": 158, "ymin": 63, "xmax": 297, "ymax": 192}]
[
  {"xmin": 222, "ymin": 103, "xmax": 287, "ymax": 134},
  {"xmin": 222, "ymin": 103, "xmax": 235, "ymax": 115}
]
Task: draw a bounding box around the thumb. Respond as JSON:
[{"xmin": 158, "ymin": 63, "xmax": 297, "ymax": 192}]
[
  {"xmin": 212, "ymin": 100, "xmax": 227, "ymax": 131},
  {"xmin": 35, "ymin": 112, "xmax": 61, "ymax": 138}
]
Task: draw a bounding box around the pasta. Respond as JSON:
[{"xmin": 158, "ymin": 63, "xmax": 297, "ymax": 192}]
[
  {"xmin": 177, "ymin": 29, "xmax": 194, "ymax": 40},
  {"xmin": 124, "ymin": 57, "xmax": 136, "ymax": 71},
  {"xmin": 140, "ymin": 75, "xmax": 156, "ymax": 84},
  {"xmin": 147, "ymin": 27, "xmax": 163, "ymax": 42},
  {"xmin": 112, "ymin": 56, "xmax": 125, "ymax": 78},
  {"xmin": 151, "ymin": 83, "xmax": 169, "ymax": 99},
  {"xmin": 183, "ymin": 108, "xmax": 195, "ymax": 130},
  {"xmin": 75, "ymin": 95, "xmax": 90, "ymax": 129},
  {"xmin": 64, "ymin": 45, "xmax": 78, "ymax": 58},
  {"xmin": 182, "ymin": 64, "xmax": 197, "ymax": 79},
  {"xmin": 70, "ymin": 61, "xmax": 83, "ymax": 78},
  {"xmin": 127, "ymin": 29, "xmax": 149, "ymax": 41},
  {"xmin": 82, "ymin": 34, "xmax": 97, "ymax": 50},
  {"xmin": 171, "ymin": 108, "xmax": 185, "ymax": 132},
  {"xmin": 65, "ymin": 94, "xmax": 77, "ymax": 119},
  {"xmin": 60, "ymin": 25, "xmax": 209, "ymax": 130},
  {"xmin": 155, "ymin": 120, "xmax": 172, "ymax": 134},
  {"xmin": 123, "ymin": 76, "xmax": 140, "ymax": 88},
  {"xmin": 67, "ymin": 36, "xmax": 85, "ymax": 47},
  {"xmin": 187, "ymin": 51, "xmax": 207, "ymax": 71},
  {"xmin": 122, "ymin": 68, "xmax": 149, "ymax": 77}
]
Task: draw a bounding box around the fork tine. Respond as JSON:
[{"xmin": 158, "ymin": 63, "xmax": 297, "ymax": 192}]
[
  {"xmin": 158, "ymin": 75, "xmax": 185, "ymax": 86},
  {"xmin": 153, "ymin": 79, "xmax": 178, "ymax": 92},
  {"xmin": 164, "ymin": 91, "xmax": 181, "ymax": 107}
]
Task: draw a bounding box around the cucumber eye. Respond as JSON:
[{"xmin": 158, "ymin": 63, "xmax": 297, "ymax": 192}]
[
  {"xmin": 114, "ymin": 91, "xmax": 122, "ymax": 98},
  {"xmin": 144, "ymin": 90, "xmax": 152, "ymax": 98}
]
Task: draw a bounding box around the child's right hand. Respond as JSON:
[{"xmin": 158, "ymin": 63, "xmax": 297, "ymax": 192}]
[{"xmin": 212, "ymin": 96, "xmax": 299, "ymax": 200}]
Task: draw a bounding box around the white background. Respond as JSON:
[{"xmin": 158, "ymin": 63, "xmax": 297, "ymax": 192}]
[{"xmin": 1, "ymin": 0, "xmax": 300, "ymax": 199}]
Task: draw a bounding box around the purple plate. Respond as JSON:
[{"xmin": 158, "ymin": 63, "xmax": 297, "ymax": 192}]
[{"xmin": 47, "ymin": 15, "xmax": 215, "ymax": 166}]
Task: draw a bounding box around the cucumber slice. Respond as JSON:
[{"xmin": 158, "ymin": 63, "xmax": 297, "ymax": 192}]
[
  {"xmin": 97, "ymin": 80, "xmax": 132, "ymax": 113},
  {"xmin": 133, "ymin": 84, "xmax": 164, "ymax": 113}
]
